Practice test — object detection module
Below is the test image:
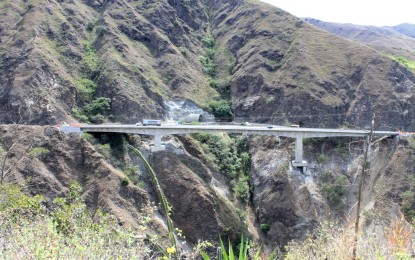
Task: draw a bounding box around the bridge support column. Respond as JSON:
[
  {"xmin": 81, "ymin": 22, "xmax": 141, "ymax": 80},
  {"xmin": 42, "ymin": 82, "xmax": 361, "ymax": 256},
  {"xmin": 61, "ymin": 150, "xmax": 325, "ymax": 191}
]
[
  {"xmin": 292, "ymin": 137, "xmax": 308, "ymax": 170},
  {"xmin": 151, "ymin": 134, "xmax": 165, "ymax": 152}
]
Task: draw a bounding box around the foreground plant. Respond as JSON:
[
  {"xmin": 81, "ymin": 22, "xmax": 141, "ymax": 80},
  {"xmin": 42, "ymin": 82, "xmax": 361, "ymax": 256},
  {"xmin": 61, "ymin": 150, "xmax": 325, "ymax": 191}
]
[
  {"xmin": 0, "ymin": 183, "xmax": 154, "ymax": 259},
  {"xmin": 199, "ymin": 236, "xmax": 258, "ymax": 260}
]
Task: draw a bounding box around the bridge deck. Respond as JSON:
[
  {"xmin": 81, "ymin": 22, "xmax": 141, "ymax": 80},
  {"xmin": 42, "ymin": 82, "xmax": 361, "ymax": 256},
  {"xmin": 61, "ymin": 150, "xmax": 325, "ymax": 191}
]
[{"xmin": 80, "ymin": 124, "xmax": 398, "ymax": 138}]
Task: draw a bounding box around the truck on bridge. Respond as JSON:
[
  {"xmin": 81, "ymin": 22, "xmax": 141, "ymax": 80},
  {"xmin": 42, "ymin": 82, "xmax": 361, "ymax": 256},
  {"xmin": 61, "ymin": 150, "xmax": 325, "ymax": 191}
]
[{"xmin": 141, "ymin": 119, "xmax": 162, "ymax": 126}]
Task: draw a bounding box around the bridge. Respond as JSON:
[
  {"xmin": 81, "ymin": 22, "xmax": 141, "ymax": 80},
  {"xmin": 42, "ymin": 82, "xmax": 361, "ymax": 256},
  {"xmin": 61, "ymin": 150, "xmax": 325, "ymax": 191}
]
[{"xmin": 79, "ymin": 124, "xmax": 399, "ymax": 170}]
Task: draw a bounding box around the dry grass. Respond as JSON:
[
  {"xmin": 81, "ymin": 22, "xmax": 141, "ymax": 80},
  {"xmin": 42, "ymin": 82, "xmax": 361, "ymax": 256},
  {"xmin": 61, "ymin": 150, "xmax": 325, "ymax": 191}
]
[
  {"xmin": 284, "ymin": 216, "xmax": 415, "ymax": 259},
  {"xmin": 0, "ymin": 184, "xmax": 157, "ymax": 259}
]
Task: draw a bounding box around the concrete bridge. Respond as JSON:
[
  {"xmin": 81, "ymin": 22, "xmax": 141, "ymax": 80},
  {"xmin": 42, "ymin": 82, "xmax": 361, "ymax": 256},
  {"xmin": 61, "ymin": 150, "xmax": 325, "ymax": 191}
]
[{"xmin": 79, "ymin": 124, "xmax": 398, "ymax": 169}]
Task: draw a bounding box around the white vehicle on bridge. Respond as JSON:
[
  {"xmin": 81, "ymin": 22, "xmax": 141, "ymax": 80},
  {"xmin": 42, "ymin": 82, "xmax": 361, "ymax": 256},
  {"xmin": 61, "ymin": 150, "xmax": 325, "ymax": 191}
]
[{"xmin": 141, "ymin": 119, "xmax": 162, "ymax": 126}]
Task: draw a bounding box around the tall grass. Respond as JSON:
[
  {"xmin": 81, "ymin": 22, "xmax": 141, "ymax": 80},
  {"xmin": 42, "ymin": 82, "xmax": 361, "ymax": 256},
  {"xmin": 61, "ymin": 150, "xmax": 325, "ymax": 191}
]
[
  {"xmin": 284, "ymin": 217, "xmax": 415, "ymax": 259},
  {"xmin": 0, "ymin": 183, "xmax": 154, "ymax": 259}
]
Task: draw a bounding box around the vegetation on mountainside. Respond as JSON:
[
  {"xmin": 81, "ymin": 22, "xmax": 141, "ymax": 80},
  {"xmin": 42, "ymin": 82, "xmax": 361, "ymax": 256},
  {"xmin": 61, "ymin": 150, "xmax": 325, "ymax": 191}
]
[
  {"xmin": 390, "ymin": 55, "xmax": 415, "ymax": 72},
  {"xmin": 321, "ymin": 174, "xmax": 348, "ymax": 206},
  {"xmin": 199, "ymin": 32, "xmax": 234, "ymax": 120},
  {"xmin": 72, "ymin": 32, "xmax": 113, "ymax": 123},
  {"xmin": 195, "ymin": 133, "xmax": 251, "ymax": 202},
  {"xmin": 0, "ymin": 183, "xmax": 153, "ymax": 259}
]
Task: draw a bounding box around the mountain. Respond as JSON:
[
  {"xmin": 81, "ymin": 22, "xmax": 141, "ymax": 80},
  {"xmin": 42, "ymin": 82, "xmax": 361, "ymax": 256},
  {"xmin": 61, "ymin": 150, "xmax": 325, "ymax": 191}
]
[
  {"xmin": 304, "ymin": 18, "xmax": 415, "ymax": 62},
  {"xmin": 1, "ymin": 0, "xmax": 415, "ymax": 130},
  {"xmin": 2, "ymin": 0, "xmax": 415, "ymax": 254},
  {"xmin": 387, "ymin": 23, "xmax": 415, "ymax": 38}
]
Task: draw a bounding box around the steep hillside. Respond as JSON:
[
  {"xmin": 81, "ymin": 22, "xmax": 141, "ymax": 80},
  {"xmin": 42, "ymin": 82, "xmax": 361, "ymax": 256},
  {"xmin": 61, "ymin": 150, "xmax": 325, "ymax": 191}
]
[
  {"xmin": 1, "ymin": 0, "xmax": 415, "ymax": 130},
  {"xmin": 0, "ymin": 0, "xmax": 216, "ymax": 125}
]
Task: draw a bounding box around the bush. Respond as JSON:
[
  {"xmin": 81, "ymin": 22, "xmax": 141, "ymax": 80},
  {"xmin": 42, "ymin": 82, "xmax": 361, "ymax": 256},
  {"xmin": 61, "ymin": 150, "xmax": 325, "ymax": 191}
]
[
  {"xmin": 28, "ymin": 147, "xmax": 50, "ymax": 159},
  {"xmin": 199, "ymin": 55, "xmax": 217, "ymax": 77},
  {"xmin": 121, "ymin": 177, "xmax": 129, "ymax": 186},
  {"xmin": 317, "ymin": 153, "xmax": 327, "ymax": 163},
  {"xmin": 401, "ymin": 190, "xmax": 415, "ymax": 219},
  {"xmin": 85, "ymin": 97, "xmax": 111, "ymax": 116},
  {"xmin": 0, "ymin": 184, "xmax": 45, "ymax": 220},
  {"xmin": 72, "ymin": 108, "xmax": 89, "ymax": 122},
  {"xmin": 196, "ymin": 133, "xmax": 241, "ymax": 178},
  {"xmin": 234, "ymin": 176, "xmax": 250, "ymax": 202},
  {"xmin": 321, "ymin": 175, "xmax": 347, "ymax": 205},
  {"xmin": 97, "ymin": 143, "xmax": 111, "ymax": 158},
  {"xmin": 86, "ymin": 21, "xmax": 95, "ymax": 32},
  {"xmin": 179, "ymin": 47, "xmax": 188, "ymax": 57},
  {"xmin": 208, "ymin": 78, "xmax": 219, "ymax": 89},
  {"xmin": 195, "ymin": 133, "xmax": 251, "ymax": 201},
  {"xmin": 260, "ymin": 223, "xmax": 271, "ymax": 233},
  {"xmin": 202, "ymin": 36, "xmax": 215, "ymax": 48},
  {"xmin": 81, "ymin": 132, "xmax": 95, "ymax": 142},
  {"xmin": 81, "ymin": 41, "xmax": 100, "ymax": 79},
  {"xmin": 123, "ymin": 165, "xmax": 140, "ymax": 185},
  {"xmin": 72, "ymin": 97, "xmax": 111, "ymax": 123},
  {"xmin": 76, "ymin": 78, "xmax": 97, "ymax": 100},
  {"xmin": 90, "ymin": 114, "xmax": 105, "ymax": 124},
  {"xmin": 208, "ymin": 100, "xmax": 233, "ymax": 120}
]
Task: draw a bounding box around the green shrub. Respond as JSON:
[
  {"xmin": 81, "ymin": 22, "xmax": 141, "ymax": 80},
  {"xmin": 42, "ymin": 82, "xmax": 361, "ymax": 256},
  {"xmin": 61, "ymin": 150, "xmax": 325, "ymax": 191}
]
[
  {"xmin": 260, "ymin": 223, "xmax": 271, "ymax": 233},
  {"xmin": 28, "ymin": 147, "xmax": 50, "ymax": 159},
  {"xmin": 85, "ymin": 97, "xmax": 111, "ymax": 116},
  {"xmin": 0, "ymin": 184, "xmax": 45, "ymax": 220},
  {"xmin": 123, "ymin": 165, "xmax": 140, "ymax": 185},
  {"xmin": 321, "ymin": 175, "xmax": 347, "ymax": 205},
  {"xmin": 208, "ymin": 100, "xmax": 233, "ymax": 120},
  {"xmin": 81, "ymin": 132, "xmax": 95, "ymax": 142},
  {"xmin": 90, "ymin": 114, "xmax": 105, "ymax": 124},
  {"xmin": 391, "ymin": 56, "xmax": 415, "ymax": 71},
  {"xmin": 179, "ymin": 47, "xmax": 188, "ymax": 57},
  {"xmin": 81, "ymin": 41, "xmax": 100, "ymax": 79},
  {"xmin": 234, "ymin": 176, "xmax": 250, "ymax": 202},
  {"xmin": 199, "ymin": 55, "xmax": 217, "ymax": 77},
  {"xmin": 97, "ymin": 143, "xmax": 111, "ymax": 158},
  {"xmin": 72, "ymin": 97, "xmax": 111, "ymax": 123},
  {"xmin": 208, "ymin": 78, "xmax": 219, "ymax": 89},
  {"xmin": 407, "ymin": 137, "xmax": 415, "ymax": 150},
  {"xmin": 317, "ymin": 153, "xmax": 327, "ymax": 163},
  {"xmin": 202, "ymin": 36, "xmax": 215, "ymax": 48},
  {"xmin": 72, "ymin": 108, "xmax": 89, "ymax": 122},
  {"xmin": 195, "ymin": 133, "xmax": 251, "ymax": 201},
  {"xmin": 76, "ymin": 78, "xmax": 97, "ymax": 101},
  {"xmin": 86, "ymin": 21, "xmax": 95, "ymax": 32},
  {"xmin": 401, "ymin": 190, "xmax": 415, "ymax": 219},
  {"xmin": 121, "ymin": 177, "xmax": 129, "ymax": 186}
]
